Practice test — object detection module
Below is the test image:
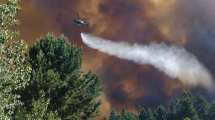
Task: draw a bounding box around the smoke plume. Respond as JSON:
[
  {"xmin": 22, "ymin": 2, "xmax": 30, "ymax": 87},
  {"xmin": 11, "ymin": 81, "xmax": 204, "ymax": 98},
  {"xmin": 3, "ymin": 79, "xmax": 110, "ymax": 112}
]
[{"xmin": 81, "ymin": 33, "xmax": 215, "ymax": 91}]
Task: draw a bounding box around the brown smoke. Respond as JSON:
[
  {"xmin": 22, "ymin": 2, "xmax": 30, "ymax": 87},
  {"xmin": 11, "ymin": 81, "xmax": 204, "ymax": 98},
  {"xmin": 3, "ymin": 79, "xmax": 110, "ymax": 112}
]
[
  {"xmin": 19, "ymin": 0, "xmax": 61, "ymax": 43},
  {"xmin": 18, "ymin": 0, "xmax": 215, "ymax": 118}
]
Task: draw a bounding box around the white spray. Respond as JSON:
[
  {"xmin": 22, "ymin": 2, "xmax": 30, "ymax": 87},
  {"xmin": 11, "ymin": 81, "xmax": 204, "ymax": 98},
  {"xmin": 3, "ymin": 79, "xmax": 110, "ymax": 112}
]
[{"xmin": 81, "ymin": 33, "xmax": 215, "ymax": 91}]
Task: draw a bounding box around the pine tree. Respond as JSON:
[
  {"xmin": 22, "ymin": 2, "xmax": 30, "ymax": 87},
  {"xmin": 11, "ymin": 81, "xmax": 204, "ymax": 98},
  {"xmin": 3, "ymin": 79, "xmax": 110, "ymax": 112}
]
[
  {"xmin": 193, "ymin": 96, "xmax": 209, "ymax": 120},
  {"xmin": 120, "ymin": 110, "xmax": 137, "ymax": 120},
  {"xmin": 16, "ymin": 91, "xmax": 60, "ymax": 120},
  {"xmin": 183, "ymin": 117, "xmax": 191, "ymax": 120},
  {"xmin": 155, "ymin": 105, "xmax": 167, "ymax": 120},
  {"xmin": 20, "ymin": 34, "xmax": 101, "ymax": 119},
  {"xmin": 207, "ymin": 102, "xmax": 215, "ymax": 120},
  {"xmin": 171, "ymin": 92, "xmax": 200, "ymax": 120},
  {"xmin": 139, "ymin": 108, "xmax": 148, "ymax": 120},
  {"xmin": 139, "ymin": 108, "xmax": 156, "ymax": 120},
  {"xmin": 147, "ymin": 109, "xmax": 156, "ymax": 120},
  {"xmin": 109, "ymin": 110, "xmax": 120, "ymax": 120}
]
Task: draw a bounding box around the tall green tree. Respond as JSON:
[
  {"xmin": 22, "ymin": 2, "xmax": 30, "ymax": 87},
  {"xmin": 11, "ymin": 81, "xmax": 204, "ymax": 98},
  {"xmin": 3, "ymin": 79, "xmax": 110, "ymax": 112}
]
[
  {"xmin": 139, "ymin": 108, "xmax": 156, "ymax": 120},
  {"xmin": 207, "ymin": 102, "xmax": 215, "ymax": 120},
  {"xmin": 139, "ymin": 108, "xmax": 148, "ymax": 120},
  {"xmin": 0, "ymin": 0, "xmax": 31, "ymax": 119},
  {"xmin": 109, "ymin": 110, "xmax": 137, "ymax": 120},
  {"xmin": 108, "ymin": 91, "xmax": 215, "ymax": 120},
  {"xmin": 155, "ymin": 105, "xmax": 167, "ymax": 120},
  {"xmin": 184, "ymin": 117, "xmax": 191, "ymax": 120},
  {"xmin": 20, "ymin": 34, "xmax": 101, "ymax": 119},
  {"xmin": 16, "ymin": 91, "xmax": 60, "ymax": 120},
  {"xmin": 169, "ymin": 92, "xmax": 200, "ymax": 120},
  {"xmin": 193, "ymin": 96, "xmax": 209, "ymax": 120},
  {"xmin": 109, "ymin": 110, "xmax": 120, "ymax": 120},
  {"xmin": 120, "ymin": 110, "xmax": 137, "ymax": 120}
]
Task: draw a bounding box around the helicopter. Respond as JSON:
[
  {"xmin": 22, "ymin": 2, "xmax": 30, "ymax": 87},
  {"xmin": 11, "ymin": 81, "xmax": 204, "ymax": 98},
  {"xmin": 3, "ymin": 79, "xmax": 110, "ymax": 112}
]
[{"xmin": 73, "ymin": 14, "xmax": 89, "ymax": 27}]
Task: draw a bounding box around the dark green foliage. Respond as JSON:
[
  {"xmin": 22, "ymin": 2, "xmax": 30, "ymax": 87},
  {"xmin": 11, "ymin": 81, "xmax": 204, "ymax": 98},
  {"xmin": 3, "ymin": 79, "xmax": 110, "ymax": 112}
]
[
  {"xmin": 171, "ymin": 92, "xmax": 200, "ymax": 120},
  {"xmin": 183, "ymin": 117, "xmax": 191, "ymax": 120},
  {"xmin": 139, "ymin": 108, "xmax": 156, "ymax": 120},
  {"xmin": 139, "ymin": 108, "xmax": 148, "ymax": 120},
  {"xmin": 155, "ymin": 105, "xmax": 167, "ymax": 120},
  {"xmin": 193, "ymin": 96, "xmax": 209, "ymax": 120},
  {"xmin": 20, "ymin": 34, "xmax": 101, "ymax": 119},
  {"xmin": 108, "ymin": 91, "xmax": 215, "ymax": 120},
  {"xmin": 120, "ymin": 110, "xmax": 138, "ymax": 120},
  {"xmin": 109, "ymin": 110, "xmax": 138, "ymax": 120},
  {"xmin": 109, "ymin": 110, "xmax": 120, "ymax": 120},
  {"xmin": 208, "ymin": 103, "xmax": 215, "ymax": 120}
]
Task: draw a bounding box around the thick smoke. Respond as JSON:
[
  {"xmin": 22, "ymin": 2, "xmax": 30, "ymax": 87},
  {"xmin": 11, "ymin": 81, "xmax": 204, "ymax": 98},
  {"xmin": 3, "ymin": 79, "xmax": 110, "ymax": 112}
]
[
  {"xmin": 81, "ymin": 33, "xmax": 215, "ymax": 91},
  {"xmin": 20, "ymin": 0, "xmax": 215, "ymax": 113}
]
